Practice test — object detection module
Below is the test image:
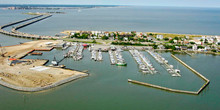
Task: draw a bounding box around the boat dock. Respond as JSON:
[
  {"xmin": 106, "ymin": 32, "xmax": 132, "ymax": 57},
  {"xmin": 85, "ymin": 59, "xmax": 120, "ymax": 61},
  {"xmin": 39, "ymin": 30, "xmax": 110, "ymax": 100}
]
[
  {"xmin": 91, "ymin": 49, "xmax": 102, "ymax": 61},
  {"xmin": 66, "ymin": 43, "xmax": 84, "ymax": 61},
  {"xmin": 19, "ymin": 47, "xmax": 54, "ymax": 59},
  {"xmin": 128, "ymin": 55, "xmax": 210, "ymax": 95},
  {"xmin": 147, "ymin": 50, "xmax": 181, "ymax": 77},
  {"xmin": 30, "ymin": 52, "xmax": 43, "ymax": 55},
  {"xmin": 129, "ymin": 49, "xmax": 156, "ymax": 74},
  {"xmin": 113, "ymin": 49, "xmax": 127, "ymax": 66},
  {"xmin": 109, "ymin": 50, "xmax": 116, "ymax": 65}
]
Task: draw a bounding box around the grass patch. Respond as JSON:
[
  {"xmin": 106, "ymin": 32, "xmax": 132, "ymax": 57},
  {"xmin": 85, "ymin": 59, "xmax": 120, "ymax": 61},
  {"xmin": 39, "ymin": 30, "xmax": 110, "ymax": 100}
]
[{"xmin": 147, "ymin": 32, "xmax": 202, "ymax": 39}]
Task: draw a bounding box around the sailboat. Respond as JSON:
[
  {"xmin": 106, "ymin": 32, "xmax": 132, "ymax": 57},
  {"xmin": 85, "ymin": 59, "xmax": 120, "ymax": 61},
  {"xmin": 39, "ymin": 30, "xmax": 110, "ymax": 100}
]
[
  {"xmin": 51, "ymin": 56, "xmax": 58, "ymax": 66},
  {"xmin": 172, "ymin": 62, "xmax": 181, "ymax": 77}
]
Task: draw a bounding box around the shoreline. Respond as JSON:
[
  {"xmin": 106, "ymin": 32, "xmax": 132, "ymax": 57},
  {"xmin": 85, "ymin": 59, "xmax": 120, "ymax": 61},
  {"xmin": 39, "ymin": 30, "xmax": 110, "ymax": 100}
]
[
  {"xmin": 0, "ymin": 40, "xmax": 88, "ymax": 92},
  {"xmin": 61, "ymin": 30, "xmax": 215, "ymax": 38},
  {"xmin": 0, "ymin": 74, "xmax": 88, "ymax": 92}
]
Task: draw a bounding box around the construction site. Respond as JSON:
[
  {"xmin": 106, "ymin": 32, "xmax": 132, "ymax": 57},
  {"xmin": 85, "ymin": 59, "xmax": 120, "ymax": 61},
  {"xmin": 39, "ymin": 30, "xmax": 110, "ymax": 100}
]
[{"xmin": 0, "ymin": 40, "xmax": 88, "ymax": 92}]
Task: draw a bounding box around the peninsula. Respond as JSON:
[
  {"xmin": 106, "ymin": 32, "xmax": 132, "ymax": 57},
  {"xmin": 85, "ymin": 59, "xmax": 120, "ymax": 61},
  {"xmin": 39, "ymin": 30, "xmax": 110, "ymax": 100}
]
[{"xmin": 0, "ymin": 40, "xmax": 88, "ymax": 92}]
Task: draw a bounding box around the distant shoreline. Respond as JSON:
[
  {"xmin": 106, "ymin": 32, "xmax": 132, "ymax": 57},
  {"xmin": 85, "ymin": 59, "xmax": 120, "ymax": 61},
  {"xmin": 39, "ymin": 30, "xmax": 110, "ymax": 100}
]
[{"xmin": 0, "ymin": 4, "xmax": 121, "ymax": 10}]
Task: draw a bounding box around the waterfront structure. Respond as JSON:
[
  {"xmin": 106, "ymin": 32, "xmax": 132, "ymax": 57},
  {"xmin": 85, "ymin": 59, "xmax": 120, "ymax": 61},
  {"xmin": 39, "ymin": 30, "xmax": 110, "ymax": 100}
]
[
  {"xmin": 130, "ymin": 49, "xmax": 156, "ymax": 74},
  {"xmin": 147, "ymin": 50, "xmax": 181, "ymax": 77}
]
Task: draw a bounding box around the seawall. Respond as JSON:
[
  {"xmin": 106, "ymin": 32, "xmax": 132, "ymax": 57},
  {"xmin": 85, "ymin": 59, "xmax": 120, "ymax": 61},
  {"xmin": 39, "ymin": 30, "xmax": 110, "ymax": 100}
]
[
  {"xmin": 128, "ymin": 54, "xmax": 210, "ymax": 95},
  {"xmin": 0, "ymin": 74, "xmax": 88, "ymax": 92}
]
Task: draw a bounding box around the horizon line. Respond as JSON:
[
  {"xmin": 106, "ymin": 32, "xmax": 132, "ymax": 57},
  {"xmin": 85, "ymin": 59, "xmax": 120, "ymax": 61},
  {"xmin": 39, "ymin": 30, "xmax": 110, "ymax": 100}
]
[{"xmin": 0, "ymin": 4, "xmax": 220, "ymax": 8}]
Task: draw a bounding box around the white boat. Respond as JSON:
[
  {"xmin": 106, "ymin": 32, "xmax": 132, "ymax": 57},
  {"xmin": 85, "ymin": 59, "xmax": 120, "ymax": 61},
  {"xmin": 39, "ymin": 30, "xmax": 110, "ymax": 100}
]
[{"xmin": 51, "ymin": 56, "xmax": 58, "ymax": 66}]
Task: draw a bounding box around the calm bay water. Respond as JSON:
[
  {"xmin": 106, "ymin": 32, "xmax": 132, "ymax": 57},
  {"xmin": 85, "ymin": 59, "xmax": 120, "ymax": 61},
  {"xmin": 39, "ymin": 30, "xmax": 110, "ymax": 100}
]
[
  {"xmin": 1, "ymin": 6, "xmax": 220, "ymax": 38},
  {"xmin": 0, "ymin": 6, "xmax": 220, "ymax": 110}
]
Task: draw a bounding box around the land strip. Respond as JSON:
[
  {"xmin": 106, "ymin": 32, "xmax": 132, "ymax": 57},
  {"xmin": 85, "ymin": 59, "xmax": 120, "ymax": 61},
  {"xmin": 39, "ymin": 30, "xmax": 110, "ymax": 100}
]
[{"xmin": 0, "ymin": 40, "xmax": 88, "ymax": 92}]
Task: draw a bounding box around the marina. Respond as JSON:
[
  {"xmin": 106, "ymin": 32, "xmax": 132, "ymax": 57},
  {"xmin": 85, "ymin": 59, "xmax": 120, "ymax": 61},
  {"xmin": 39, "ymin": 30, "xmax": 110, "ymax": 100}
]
[
  {"xmin": 114, "ymin": 49, "xmax": 127, "ymax": 66},
  {"xmin": 108, "ymin": 50, "xmax": 116, "ymax": 65},
  {"xmin": 147, "ymin": 50, "xmax": 181, "ymax": 77},
  {"xmin": 0, "ymin": 5, "xmax": 219, "ymax": 110},
  {"xmin": 65, "ymin": 43, "xmax": 84, "ymax": 61},
  {"xmin": 0, "ymin": 40, "xmax": 88, "ymax": 92},
  {"xmin": 108, "ymin": 47, "xmax": 127, "ymax": 66},
  {"xmin": 129, "ymin": 49, "xmax": 156, "ymax": 74},
  {"xmin": 91, "ymin": 49, "xmax": 103, "ymax": 61}
]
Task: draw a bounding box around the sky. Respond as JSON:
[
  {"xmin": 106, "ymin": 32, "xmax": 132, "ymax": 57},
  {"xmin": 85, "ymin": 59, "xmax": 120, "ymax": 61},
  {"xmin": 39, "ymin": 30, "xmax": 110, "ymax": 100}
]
[{"xmin": 1, "ymin": 0, "xmax": 220, "ymax": 8}]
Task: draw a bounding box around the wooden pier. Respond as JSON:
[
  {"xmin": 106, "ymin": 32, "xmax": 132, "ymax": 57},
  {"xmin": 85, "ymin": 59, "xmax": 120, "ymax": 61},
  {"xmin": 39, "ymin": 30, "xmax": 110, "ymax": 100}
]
[
  {"xmin": 30, "ymin": 52, "xmax": 43, "ymax": 55},
  {"xmin": 19, "ymin": 47, "xmax": 54, "ymax": 59}
]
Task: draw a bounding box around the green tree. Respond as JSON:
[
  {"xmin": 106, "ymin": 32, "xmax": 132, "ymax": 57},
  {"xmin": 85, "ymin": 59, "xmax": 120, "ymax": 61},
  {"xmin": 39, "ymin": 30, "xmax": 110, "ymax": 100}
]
[
  {"xmin": 138, "ymin": 38, "xmax": 146, "ymax": 42},
  {"xmin": 164, "ymin": 37, "xmax": 169, "ymax": 41},
  {"xmin": 101, "ymin": 35, "xmax": 109, "ymax": 40},
  {"xmin": 197, "ymin": 45, "xmax": 204, "ymax": 49},
  {"xmin": 113, "ymin": 33, "xmax": 116, "ymax": 40},
  {"xmin": 81, "ymin": 34, "xmax": 89, "ymax": 39},
  {"xmin": 153, "ymin": 44, "xmax": 158, "ymax": 49},
  {"xmin": 211, "ymin": 49, "xmax": 217, "ymax": 52},
  {"xmin": 148, "ymin": 33, "xmax": 153, "ymax": 36},
  {"xmin": 92, "ymin": 39, "xmax": 97, "ymax": 43},
  {"xmin": 131, "ymin": 32, "xmax": 136, "ymax": 37},
  {"xmin": 204, "ymin": 39, "xmax": 208, "ymax": 44},
  {"xmin": 190, "ymin": 42, "xmax": 195, "ymax": 44},
  {"xmin": 174, "ymin": 37, "xmax": 179, "ymax": 40},
  {"xmin": 169, "ymin": 39, "xmax": 174, "ymax": 43}
]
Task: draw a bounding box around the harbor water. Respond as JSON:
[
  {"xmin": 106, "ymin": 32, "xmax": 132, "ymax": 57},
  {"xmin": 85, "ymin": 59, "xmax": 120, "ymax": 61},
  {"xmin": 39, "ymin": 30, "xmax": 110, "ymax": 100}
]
[{"xmin": 0, "ymin": 6, "xmax": 220, "ymax": 110}]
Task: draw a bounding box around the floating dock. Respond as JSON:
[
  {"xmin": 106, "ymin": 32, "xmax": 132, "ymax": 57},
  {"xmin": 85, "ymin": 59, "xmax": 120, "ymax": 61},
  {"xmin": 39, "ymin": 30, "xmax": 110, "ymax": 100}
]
[
  {"xmin": 129, "ymin": 49, "xmax": 156, "ymax": 74},
  {"xmin": 91, "ymin": 49, "xmax": 102, "ymax": 61},
  {"xmin": 66, "ymin": 43, "xmax": 84, "ymax": 61},
  {"xmin": 147, "ymin": 50, "xmax": 181, "ymax": 77},
  {"xmin": 109, "ymin": 50, "xmax": 116, "ymax": 65},
  {"xmin": 109, "ymin": 49, "xmax": 127, "ymax": 66},
  {"xmin": 114, "ymin": 49, "xmax": 127, "ymax": 66}
]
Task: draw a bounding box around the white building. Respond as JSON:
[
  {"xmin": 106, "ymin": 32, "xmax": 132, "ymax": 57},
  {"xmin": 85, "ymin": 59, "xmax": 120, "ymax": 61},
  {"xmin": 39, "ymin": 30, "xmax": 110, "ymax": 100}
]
[
  {"xmin": 205, "ymin": 46, "xmax": 211, "ymax": 51},
  {"xmin": 156, "ymin": 35, "xmax": 163, "ymax": 40},
  {"xmin": 158, "ymin": 45, "xmax": 165, "ymax": 49},
  {"xmin": 192, "ymin": 44, "xmax": 197, "ymax": 51},
  {"xmin": 189, "ymin": 40, "xmax": 201, "ymax": 45},
  {"xmin": 70, "ymin": 32, "xmax": 75, "ymax": 36}
]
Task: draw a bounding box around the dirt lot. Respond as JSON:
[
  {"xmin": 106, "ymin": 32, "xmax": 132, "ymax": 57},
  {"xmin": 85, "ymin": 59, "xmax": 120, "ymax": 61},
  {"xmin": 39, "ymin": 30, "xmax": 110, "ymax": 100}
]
[{"xmin": 0, "ymin": 40, "xmax": 86, "ymax": 88}]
